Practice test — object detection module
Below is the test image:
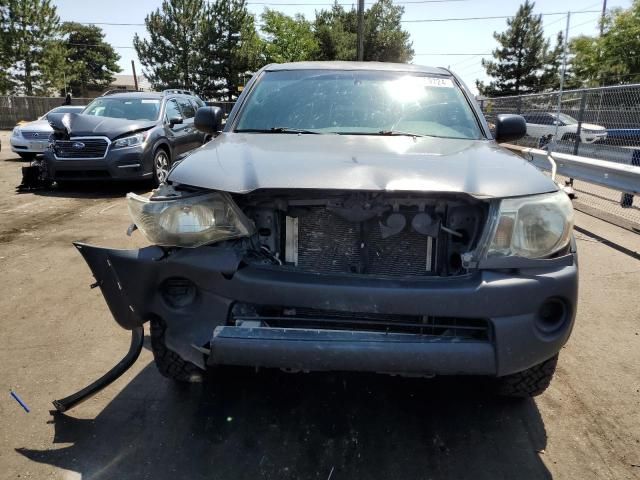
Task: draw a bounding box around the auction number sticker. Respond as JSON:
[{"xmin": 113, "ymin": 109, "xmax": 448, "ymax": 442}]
[{"xmin": 423, "ymin": 77, "xmax": 454, "ymax": 88}]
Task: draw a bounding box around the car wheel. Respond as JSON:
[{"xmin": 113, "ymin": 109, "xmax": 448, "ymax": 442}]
[
  {"xmin": 497, "ymin": 354, "xmax": 559, "ymax": 398},
  {"xmin": 18, "ymin": 152, "xmax": 36, "ymax": 160},
  {"xmin": 150, "ymin": 317, "xmax": 204, "ymax": 383},
  {"xmin": 152, "ymin": 148, "xmax": 171, "ymax": 186}
]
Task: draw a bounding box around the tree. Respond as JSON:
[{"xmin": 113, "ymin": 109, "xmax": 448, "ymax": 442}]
[
  {"xmin": 570, "ymin": 0, "xmax": 640, "ymax": 86},
  {"xmin": 477, "ymin": 1, "xmax": 548, "ymax": 97},
  {"xmin": 134, "ymin": 0, "xmax": 206, "ymax": 91},
  {"xmin": 261, "ymin": 9, "xmax": 318, "ymax": 64},
  {"xmin": 5, "ymin": 0, "xmax": 62, "ymax": 95},
  {"xmin": 199, "ymin": 0, "xmax": 262, "ymax": 100},
  {"xmin": 313, "ymin": 0, "xmax": 413, "ymax": 62},
  {"xmin": 61, "ymin": 22, "xmax": 121, "ymax": 96},
  {"xmin": 363, "ymin": 0, "xmax": 413, "ymax": 63},
  {"xmin": 538, "ymin": 31, "xmax": 565, "ymax": 91},
  {"xmin": 0, "ymin": 1, "xmax": 12, "ymax": 94}
]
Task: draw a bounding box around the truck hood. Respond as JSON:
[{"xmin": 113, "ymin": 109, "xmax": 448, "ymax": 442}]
[
  {"xmin": 169, "ymin": 133, "xmax": 558, "ymax": 198},
  {"xmin": 47, "ymin": 113, "xmax": 156, "ymax": 140}
]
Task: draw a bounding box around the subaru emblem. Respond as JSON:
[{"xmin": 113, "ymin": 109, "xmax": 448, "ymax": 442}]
[{"xmin": 72, "ymin": 142, "xmax": 85, "ymax": 149}]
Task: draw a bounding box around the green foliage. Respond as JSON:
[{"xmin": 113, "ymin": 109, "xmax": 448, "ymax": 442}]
[
  {"xmin": 313, "ymin": 0, "xmax": 413, "ymax": 62},
  {"xmin": 135, "ymin": 0, "xmax": 260, "ymax": 100},
  {"xmin": 4, "ymin": 0, "xmax": 62, "ymax": 95},
  {"xmin": 0, "ymin": 1, "xmax": 12, "ymax": 94},
  {"xmin": 477, "ymin": 1, "xmax": 551, "ymax": 97},
  {"xmin": 570, "ymin": 0, "xmax": 640, "ymax": 86},
  {"xmin": 134, "ymin": 0, "xmax": 206, "ymax": 91},
  {"xmin": 261, "ymin": 9, "xmax": 318, "ymax": 64},
  {"xmin": 61, "ymin": 22, "xmax": 121, "ymax": 96}
]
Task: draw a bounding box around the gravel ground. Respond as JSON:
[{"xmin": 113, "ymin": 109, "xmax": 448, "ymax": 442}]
[{"xmin": 0, "ymin": 131, "xmax": 639, "ymax": 480}]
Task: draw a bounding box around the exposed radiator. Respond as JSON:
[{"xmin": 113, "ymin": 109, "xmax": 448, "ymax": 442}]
[{"xmin": 290, "ymin": 208, "xmax": 435, "ymax": 277}]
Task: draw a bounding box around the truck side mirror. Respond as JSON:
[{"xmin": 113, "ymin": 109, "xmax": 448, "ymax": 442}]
[
  {"xmin": 494, "ymin": 114, "xmax": 527, "ymax": 143},
  {"xmin": 194, "ymin": 106, "xmax": 223, "ymax": 135}
]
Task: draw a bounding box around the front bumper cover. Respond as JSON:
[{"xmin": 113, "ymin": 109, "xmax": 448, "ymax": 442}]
[{"xmin": 76, "ymin": 243, "xmax": 578, "ymax": 377}]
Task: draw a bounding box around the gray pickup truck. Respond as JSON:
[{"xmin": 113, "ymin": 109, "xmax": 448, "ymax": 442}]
[{"xmin": 55, "ymin": 62, "xmax": 577, "ymax": 412}]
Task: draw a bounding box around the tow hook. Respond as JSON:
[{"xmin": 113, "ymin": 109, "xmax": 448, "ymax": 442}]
[{"xmin": 51, "ymin": 326, "xmax": 144, "ymax": 414}]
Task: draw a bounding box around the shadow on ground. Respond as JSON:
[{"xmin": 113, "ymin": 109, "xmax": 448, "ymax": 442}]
[
  {"xmin": 17, "ymin": 361, "xmax": 551, "ymax": 479},
  {"xmin": 22, "ymin": 180, "xmax": 151, "ymax": 199}
]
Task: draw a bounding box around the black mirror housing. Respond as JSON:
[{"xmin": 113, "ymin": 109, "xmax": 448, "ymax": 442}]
[
  {"xmin": 194, "ymin": 106, "xmax": 223, "ymax": 134},
  {"xmin": 494, "ymin": 114, "xmax": 527, "ymax": 143},
  {"xmin": 169, "ymin": 116, "xmax": 183, "ymax": 126}
]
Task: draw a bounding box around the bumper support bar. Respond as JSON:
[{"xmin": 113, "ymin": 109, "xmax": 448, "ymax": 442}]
[{"xmin": 51, "ymin": 326, "xmax": 144, "ymax": 413}]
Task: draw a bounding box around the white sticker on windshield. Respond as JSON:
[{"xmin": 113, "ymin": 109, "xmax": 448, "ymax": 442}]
[
  {"xmin": 141, "ymin": 99, "xmax": 160, "ymax": 104},
  {"xmin": 423, "ymin": 77, "xmax": 454, "ymax": 88}
]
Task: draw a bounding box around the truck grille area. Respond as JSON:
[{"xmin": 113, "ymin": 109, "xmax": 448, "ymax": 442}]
[
  {"xmin": 54, "ymin": 138, "xmax": 109, "ymax": 158},
  {"xmin": 297, "ymin": 208, "xmax": 433, "ymax": 277},
  {"xmin": 230, "ymin": 304, "xmax": 491, "ymax": 341}
]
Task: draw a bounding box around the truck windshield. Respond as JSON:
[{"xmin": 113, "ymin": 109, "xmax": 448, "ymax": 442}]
[
  {"xmin": 236, "ymin": 69, "xmax": 482, "ymax": 139},
  {"xmin": 83, "ymin": 97, "xmax": 161, "ymax": 121}
]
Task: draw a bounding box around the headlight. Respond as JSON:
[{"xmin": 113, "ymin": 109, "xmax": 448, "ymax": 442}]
[
  {"xmin": 127, "ymin": 191, "xmax": 255, "ymax": 247},
  {"xmin": 112, "ymin": 132, "xmax": 148, "ymax": 149},
  {"xmin": 485, "ymin": 191, "xmax": 574, "ymax": 259},
  {"xmin": 12, "ymin": 127, "xmax": 21, "ymax": 138}
]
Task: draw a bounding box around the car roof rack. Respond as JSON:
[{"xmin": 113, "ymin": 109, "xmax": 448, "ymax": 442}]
[
  {"xmin": 101, "ymin": 89, "xmax": 141, "ymax": 96},
  {"xmin": 163, "ymin": 89, "xmax": 196, "ymax": 96}
]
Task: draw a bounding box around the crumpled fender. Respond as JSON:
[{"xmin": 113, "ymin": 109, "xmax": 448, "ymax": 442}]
[{"xmin": 74, "ymin": 242, "xmax": 242, "ymax": 330}]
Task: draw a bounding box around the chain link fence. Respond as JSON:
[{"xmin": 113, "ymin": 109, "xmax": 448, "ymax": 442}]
[
  {"xmin": 0, "ymin": 96, "xmax": 94, "ymax": 129},
  {"xmin": 480, "ymin": 84, "xmax": 640, "ymax": 233}
]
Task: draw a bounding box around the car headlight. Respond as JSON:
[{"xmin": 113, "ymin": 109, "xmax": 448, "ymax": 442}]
[
  {"xmin": 12, "ymin": 127, "xmax": 21, "ymax": 138},
  {"xmin": 127, "ymin": 191, "xmax": 255, "ymax": 247},
  {"xmin": 485, "ymin": 191, "xmax": 574, "ymax": 259},
  {"xmin": 112, "ymin": 132, "xmax": 148, "ymax": 149}
]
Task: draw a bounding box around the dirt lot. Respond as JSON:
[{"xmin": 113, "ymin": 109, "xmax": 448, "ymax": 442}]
[{"xmin": 0, "ymin": 130, "xmax": 639, "ymax": 480}]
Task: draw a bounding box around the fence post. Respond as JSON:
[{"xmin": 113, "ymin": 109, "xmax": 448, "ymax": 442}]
[
  {"xmin": 516, "ymin": 96, "xmax": 522, "ymax": 114},
  {"xmin": 573, "ymin": 90, "xmax": 587, "ymax": 156}
]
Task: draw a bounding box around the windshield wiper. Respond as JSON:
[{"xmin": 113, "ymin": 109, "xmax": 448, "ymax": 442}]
[
  {"xmin": 236, "ymin": 127, "xmax": 323, "ymax": 134},
  {"xmin": 377, "ymin": 130, "xmax": 424, "ymax": 138}
]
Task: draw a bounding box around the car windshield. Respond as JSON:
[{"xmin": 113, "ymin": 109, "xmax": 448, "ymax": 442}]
[
  {"xmin": 83, "ymin": 97, "xmax": 161, "ymax": 121},
  {"xmin": 235, "ymin": 69, "xmax": 482, "ymax": 139},
  {"xmin": 38, "ymin": 106, "xmax": 83, "ymax": 119},
  {"xmin": 552, "ymin": 113, "xmax": 578, "ymax": 125}
]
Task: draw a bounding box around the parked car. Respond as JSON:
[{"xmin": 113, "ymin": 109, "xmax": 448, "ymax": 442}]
[
  {"xmin": 10, "ymin": 106, "xmax": 85, "ymax": 159},
  {"xmin": 45, "ymin": 90, "xmax": 207, "ymax": 185},
  {"xmin": 72, "ymin": 62, "xmax": 577, "ymax": 401},
  {"xmin": 522, "ymin": 111, "xmax": 607, "ymax": 144}
]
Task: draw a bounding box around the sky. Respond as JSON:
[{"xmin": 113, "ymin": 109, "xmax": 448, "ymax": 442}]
[{"xmin": 53, "ymin": 0, "xmax": 632, "ymax": 95}]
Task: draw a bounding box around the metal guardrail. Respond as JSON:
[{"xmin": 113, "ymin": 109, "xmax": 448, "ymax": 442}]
[{"xmin": 504, "ymin": 144, "xmax": 640, "ymax": 196}]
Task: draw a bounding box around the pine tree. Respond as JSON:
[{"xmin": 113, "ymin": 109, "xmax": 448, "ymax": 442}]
[
  {"xmin": 133, "ymin": 0, "xmax": 206, "ymax": 91},
  {"xmin": 199, "ymin": 0, "xmax": 261, "ymax": 100},
  {"xmin": 539, "ymin": 31, "xmax": 565, "ymax": 91},
  {"xmin": 477, "ymin": 1, "xmax": 548, "ymax": 97},
  {"xmin": 6, "ymin": 0, "xmax": 62, "ymax": 95},
  {"xmin": 62, "ymin": 22, "xmax": 121, "ymax": 96},
  {"xmin": 0, "ymin": 1, "xmax": 12, "ymax": 94}
]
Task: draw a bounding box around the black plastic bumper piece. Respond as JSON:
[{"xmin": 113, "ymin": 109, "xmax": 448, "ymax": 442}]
[
  {"xmin": 210, "ymin": 326, "xmax": 495, "ymax": 375},
  {"xmin": 51, "ymin": 326, "xmax": 144, "ymax": 413}
]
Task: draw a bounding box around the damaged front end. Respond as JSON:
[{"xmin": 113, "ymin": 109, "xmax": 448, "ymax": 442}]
[{"xmin": 55, "ymin": 182, "xmax": 576, "ymax": 413}]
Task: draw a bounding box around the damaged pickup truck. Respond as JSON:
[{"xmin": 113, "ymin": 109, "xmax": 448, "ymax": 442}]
[{"xmin": 54, "ymin": 62, "xmax": 577, "ymax": 412}]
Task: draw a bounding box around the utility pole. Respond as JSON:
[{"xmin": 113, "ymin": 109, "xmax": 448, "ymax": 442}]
[
  {"xmin": 599, "ymin": 0, "xmax": 607, "ymax": 36},
  {"xmin": 356, "ymin": 0, "xmax": 364, "ymax": 61},
  {"xmin": 131, "ymin": 60, "xmax": 139, "ymax": 91}
]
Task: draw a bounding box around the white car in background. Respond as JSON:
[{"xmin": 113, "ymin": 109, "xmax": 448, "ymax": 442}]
[
  {"xmin": 522, "ymin": 112, "xmax": 607, "ymax": 145},
  {"xmin": 10, "ymin": 105, "xmax": 85, "ymax": 159}
]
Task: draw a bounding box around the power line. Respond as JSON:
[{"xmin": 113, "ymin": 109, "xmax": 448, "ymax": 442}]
[
  {"xmin": 246, "ymin": 0, "xmax": 469, "ymax": 4},
  {"xmin": 401, "ymin": 9, "xmax": 601, "ymax": 23}
]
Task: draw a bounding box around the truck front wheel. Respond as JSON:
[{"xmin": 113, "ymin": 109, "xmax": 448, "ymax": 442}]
[{"xmin": 497, "ymin": 354, "xmax": 559, "ymax": 397}]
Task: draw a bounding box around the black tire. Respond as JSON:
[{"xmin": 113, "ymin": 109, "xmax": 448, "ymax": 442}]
[
  {"xmin": 18, "ymin": 152, "xmax": 36, "ymax": 160},
  {"xmin": 150, "ymin": 318, "xmax": 204, "ymax": 383},
  {"xmin": 152, "ymin": 147, "xmax": 171, "ymax": 186},
  {"xmin": 497, "ymin": 354, "xmax": 559, "ymax": 398}
]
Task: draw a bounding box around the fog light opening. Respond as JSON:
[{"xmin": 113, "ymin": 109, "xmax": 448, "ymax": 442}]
[
  {"xmin": 537, "ymin": 298, "xmax": 567, "ymax": 334},
  {"xmin": 160, "ymin": 277, "xmax": 197, "ymax": 309}
]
